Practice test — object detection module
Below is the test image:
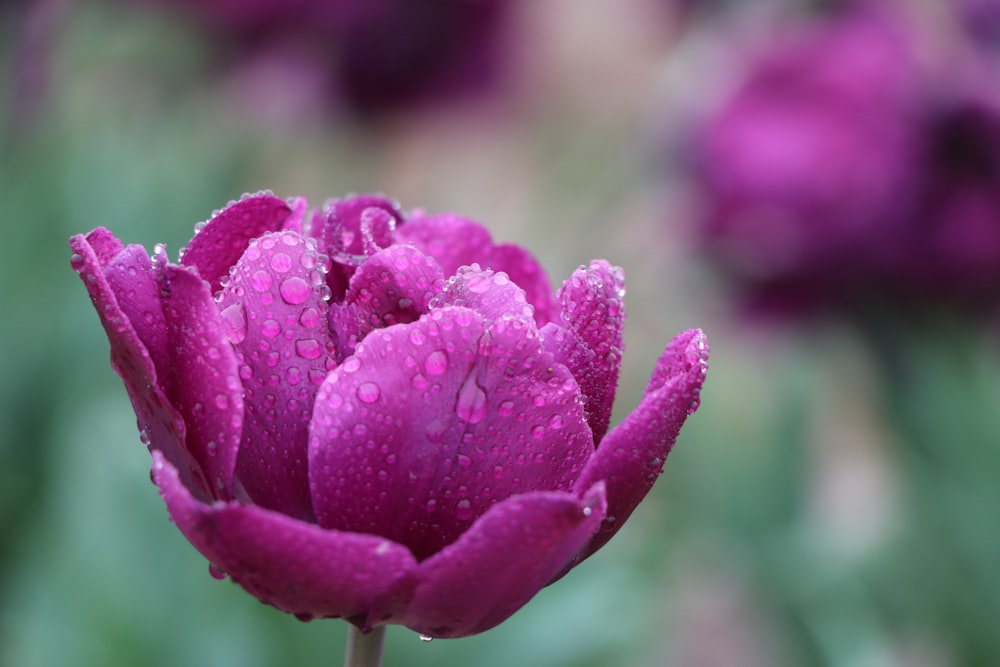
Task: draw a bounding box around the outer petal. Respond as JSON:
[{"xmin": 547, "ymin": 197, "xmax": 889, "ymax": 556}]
[
  {"xmin": 572, "ymin": 329, "xmax": 708, "ymax": 560},
  {"xmin": 152, "ymin": 451, "xmax": 418, "ymax": 629},
  {"xmin": 70, "ymin": 230, "xmax": 205, "ymax": 499},
  {"xmin": 548, "ymin": 261, "xmax": 626, "ymax": 443},
  {"xmin": 400, "ymin": 482, "xmax": 607, "ymax": 638},
  {"xmin": 102, "ymin": 243, "xmax": 170, "ymax": 385},
  {"xmin": 157, "ymin": 263, "xmax": 244, "ymax": 500},
  {"xmin": 309, "ymin": 307, "xmax": 593, "ymax": 561},
  {"xmin": 216, "ymin": 231, "xmax": 336, "ymax": 520},
  {"xmin": 180, "ymin": 193, "xmax": 307, "ymax": 293}
]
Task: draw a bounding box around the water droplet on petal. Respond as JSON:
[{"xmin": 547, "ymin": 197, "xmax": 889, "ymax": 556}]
[
  {"xmin": 270, "ymin": 252, "xmax": 293, "ymax": 273},
  {"xmin": 208, "ymin": 563, "xmax": 228, "ymax": 580},
  {"xmin": 251, "ymin": 270, "xmax": 272, "ymax": 292},
  {"xmin": 419, "ymin": 635, "xmax": 433, "ymax": 643},
  {"xmin": 295, "ymin": 338, "xmax": 323, "ymax": 359},
  {"xmin": 280, "ymin": 276, "xmax": 311, "ymax": 304},
  {"xmin": 357, "ymin": 382, "xmax": 381, "ymax": 404},
  {"xmin": 220, "ymin": 303, "xmax": 247, "ymax": 343},
  {"xmin": 455, "ymin": 498, "xmax": 473, "ymax": 520},
  {"xmin": 261, "ymin": 319, "xmax": 281, "ymax": 338},
  {"xmin": 425, "ymin": 350, "xmax": 448, "ymax": 376},
  {"xmin": 455, "ymin": 375, "xmax": 487, "ymax": 424},
  {"xmin": 498, "ymin": 400, "xmax": 514, "ymax": 417}
]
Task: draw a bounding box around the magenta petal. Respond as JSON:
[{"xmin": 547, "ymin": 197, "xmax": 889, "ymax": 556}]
[
  {"xmin": 313, "ymin": 194, "xmax": 404, "ymax": 259},
  {"xmin": 180, "ymin": 194, "xmax": 306, "ymax": 293},
  {"xmin": 337, "ymin": 245, "xmax": 445, "ymax": 352},
  {"xmin": 394, "ymin": 213, "xmax": 493, "ymax": 275},
  {"xmin": 216, "ymin": 231, "xmax": 336, "ymax": 520},
  {"xmin": 401, "ymin": 483, "xmax": 607, "ymax": 638},
  {"xmin": 309, "ymin": 307, "xmax": 593, "ymax": 561},
  {"xmin": 103, "ymin": 244, "xmax": 170, "ymax": 379},
  {"xmin": 152, "ymin": 451, "xmax": 418, "ymax": 629},
  {"xmin": 435, "ymin": 264, "xmax": 534, "ymax": 322},
  {"xmin": 572, "ymin": 329, "xmax": 708, "ymax": 559},
  {"xmin": 486, "ymin": 243, "xmax": 557, "ymax": 325},
  {"xmin": 158, "ymin": 264, "xmax": 244, "ymax": 499},
  {"xmin": 71, "ymin": 230, "xmax": 208, "ymax": 498},
  {"xmin": 551, "ymin": 261, "xmax": 626, "ymax": 443}
]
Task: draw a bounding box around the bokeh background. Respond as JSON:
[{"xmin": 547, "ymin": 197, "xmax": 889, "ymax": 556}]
[{"xmin": 3, "ymin": 0, "xmax": 1000, "ymax": 665}]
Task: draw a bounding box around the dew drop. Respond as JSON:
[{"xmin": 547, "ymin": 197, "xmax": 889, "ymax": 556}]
[
  {"xmin": 425, "ymin": 419, "xmax": 447, "ymax": 443},
  {"xmin": 220, "ymin": 303, "xmax": 247, "ymax": 344},
  {"xmin": 299, "ymin": 307, "xmax": 321, "ymax": 328},
  {"xmin": 280, "ymin": 276, "xmax": 311, "ymax": 304},
  {"xmin": 261, "ymin": 319, "xmax": 281, "ymax": 338},
  {"xmin": 295, "ymin": 338, "xmax": 323, "ymax": 359},
  {"xmin": 419, "ymin": 635, "xmax": 433, "ymax": 643},
  {"xmin": 357, "ymin": 382, "xmax": 381, "ymax": 404},
  {"xmin": 270, "ymin": 252, "xmax": 293, "ymax": 273},
  {"xmin": 455, "ymin": 498, "xmax": 473, "ymax": 520},
  {"xmin": 466, "ymin": 272, "xmax": 491, "ymax": 294},
  {"xmin": 425, "ymin": 350, "xmax": 448, "ymax": 376},
  {"xmin": 455, "ymin": 375, "xmax": 487, "ymax": 424},
  {"xmin": 531, "ymin": 425, "xmax": 546, "ymax": 440},
  {"xmin": 251, "ymin": 270, "xmax": 272, "ymax": 292},
  {"xmin": 498, "ymin": 400, "xmax": 514, "ymax": 417},
  {"xmin": 208, "ymin": 563, "xmax": 228, "ymax": 580}
]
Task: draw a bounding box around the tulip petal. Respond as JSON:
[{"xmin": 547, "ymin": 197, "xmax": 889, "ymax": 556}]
[
  {"xmin": 181, "ymin": 194, "xmax": 307, "ymax": 293},
  {"xmin": 487, "ymin": 243, "xmax": 557, "ymax": 325},
  {"xmin": 394, "ymin": 212, "xmax": 494, "ymax": 274},
  {"xmin": 216, "ymin": 230, "xmax": 336, "ymax": 520},
  {"xmin": 401, "ymin": 482, "xmax": 607, "ymax": 638},
  {"xmin": 158, "ymin": 264, "xmax": 244, "ymax": 500},
  {"xmin": 550, "ymin": 261, "xmax": 626, "ymax": 443},
  {"xmin": 397, "ymin": 214, "xmax": 556, "ymax": 326},
  {"xmin": 435, "ymin": 264, "xmax": 534, "ymax": 322},
  {"xmin": 70, "ymin": 230, "xmax": 208, "ymax": 500},
  {"xmin": 330, "ymin": 245, "xmax": 444, "ymax": 358},
  {"xmin": 572, "ymin": 329, "xmax": 708, "ymax": 559},
  {"xmin": 311, "ymin": 195, "xmax": 405, "ymax": 301},
  {"xmin": 309, "ymin": 306, "xmax": 593, "ymax": 561},
  {"xmin": 152, "ymin": 451, "xmax": 418, "ymax": 629}
]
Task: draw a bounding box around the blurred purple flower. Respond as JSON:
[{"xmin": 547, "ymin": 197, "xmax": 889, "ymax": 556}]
[
  {"xmin": 685, "ymin": 9, "xmax": 1000, "ymax": 317},
  {"xmin": 69, "ymin": 192, "xmax": 707, "ymax": 638},
  {"xmin": 152, "ymin": 0, "xmax": 510, "ymax": 116}
]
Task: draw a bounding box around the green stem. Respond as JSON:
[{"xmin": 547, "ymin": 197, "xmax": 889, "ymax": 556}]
[{"xmin": 344, "ymin": 625, "xmax": 386, "ymax": 667}]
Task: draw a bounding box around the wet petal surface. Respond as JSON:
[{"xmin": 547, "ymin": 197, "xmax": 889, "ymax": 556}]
[
  {"xmin": 402, "ymin": 483, "xmax": 606, "ymax": 637},
  {"xmin": 157, "ymin": 264, "xmax": 244, "ymax": 499},
  {"xmin": 181, "ymin": 193, "xmax": 306, "ymax": 292},
  {"xmin": 153, "ymin": 452, "xmax": 418, "ymax": 628},
  {"xmin": 573, "ymin": 329, "xmax": 708, "ymax": 559},
  {"xmin": 308, "ymin": 306, "xmax": 593, "ymax": 560},
  {"xmin": 216, "ymin": 230, "xmax": 336, "ymax": 520},
  {"xmin": 549, "ymin": 260, "xmax": 626, "ymax": 443},
  {"xmin": 70, "ymin": 230, "xmax": 208, "ymax": 498}
]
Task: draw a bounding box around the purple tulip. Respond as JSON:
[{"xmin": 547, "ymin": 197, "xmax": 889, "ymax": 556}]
[
  {"xmin": 685, "ymin": 9, "xmax": 1000, "ymax": 317},
  {"xmin": 69, "ymin": 192, "xmax": 707, "ymax": 638}
]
